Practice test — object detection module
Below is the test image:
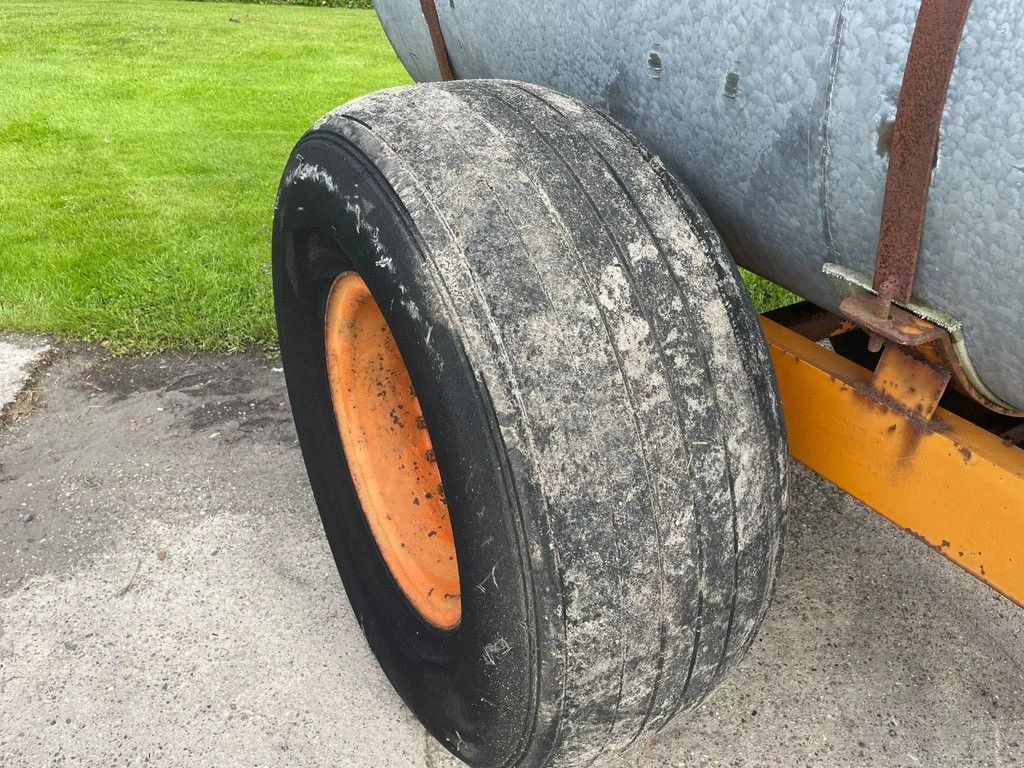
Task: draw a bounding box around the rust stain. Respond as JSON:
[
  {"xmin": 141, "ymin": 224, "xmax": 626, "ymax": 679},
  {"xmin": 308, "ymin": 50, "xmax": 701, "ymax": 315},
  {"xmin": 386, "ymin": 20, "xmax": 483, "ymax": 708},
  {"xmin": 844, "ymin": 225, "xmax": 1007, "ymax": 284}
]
[
  {"xmin": 903, "ymin": 527, "xmax": 953, "ymax": 557},
  {"xmin": 850, "ymin": 378, "xmax": 940, "ymax": 434},
  {"xmin": 876, "ymin": 116, "xmax": 896, "ymax": 157}
]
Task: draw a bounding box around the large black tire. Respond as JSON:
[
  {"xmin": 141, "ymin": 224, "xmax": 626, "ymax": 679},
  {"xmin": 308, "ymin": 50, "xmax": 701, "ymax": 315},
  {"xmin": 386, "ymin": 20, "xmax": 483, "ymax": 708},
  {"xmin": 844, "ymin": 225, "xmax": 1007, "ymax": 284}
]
[{"xmin": 273, "ymin": 80, "xmax": 787, "ymax": 768}]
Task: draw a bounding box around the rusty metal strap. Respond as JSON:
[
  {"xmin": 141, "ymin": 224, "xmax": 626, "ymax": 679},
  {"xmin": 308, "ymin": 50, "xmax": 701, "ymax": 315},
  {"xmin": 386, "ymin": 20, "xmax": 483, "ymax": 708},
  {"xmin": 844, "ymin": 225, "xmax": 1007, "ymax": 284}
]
[
  {"xmin": 873, "ymin": 0, "xmax": 972, "ymax": 305},
  {"xmin": 419, "ymin": 0, "xmax": 455, "ymax": 81}
]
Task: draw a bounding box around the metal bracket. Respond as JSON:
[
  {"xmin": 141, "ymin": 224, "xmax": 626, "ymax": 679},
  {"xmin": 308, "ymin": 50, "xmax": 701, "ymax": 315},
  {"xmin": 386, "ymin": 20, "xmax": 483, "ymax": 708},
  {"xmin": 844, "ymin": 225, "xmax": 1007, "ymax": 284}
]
[
  {"xmin": 826, "ymin": 265, "xmax": 1024, "ymax": 417},
  {"xmin": 840, "ymin": 295, "xmax": 951, "ymax": 421},
  {"xmin": 872, "ymin": 344, "xmax": 951, "ymax": 422},
  {"xmin": 828, "ymin": 0, "xmax": 1010, "ymax": 420}
]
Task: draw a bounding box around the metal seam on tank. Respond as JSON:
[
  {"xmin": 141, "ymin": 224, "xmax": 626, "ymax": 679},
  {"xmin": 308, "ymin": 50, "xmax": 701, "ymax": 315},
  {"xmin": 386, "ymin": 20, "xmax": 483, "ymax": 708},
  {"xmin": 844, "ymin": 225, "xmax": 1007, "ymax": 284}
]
[
  {"xmin": 900, "ymin": 307, "xmax": 1022, "ymax": 413},
  {"xmin": 819, "ymin": 0, "xmax": 849, "ymax": 265},
  {"xmin": 876, "ymin": 291, "xmax": 1015, "ymax": 410},
  {"xmin": 473, "ymin": 83, "xmax": 678, "ymax": 750},
  {"xmin": 325, "ymin": 104, "xmax": 558, "ymax": 765}
]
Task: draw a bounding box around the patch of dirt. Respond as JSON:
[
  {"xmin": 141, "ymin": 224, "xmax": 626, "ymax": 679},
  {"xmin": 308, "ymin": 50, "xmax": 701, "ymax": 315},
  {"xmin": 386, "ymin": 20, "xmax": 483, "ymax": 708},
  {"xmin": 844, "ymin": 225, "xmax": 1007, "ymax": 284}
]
[{"xmin": 0, "ymin": 341, "xmax": 61, "ymax": 430}]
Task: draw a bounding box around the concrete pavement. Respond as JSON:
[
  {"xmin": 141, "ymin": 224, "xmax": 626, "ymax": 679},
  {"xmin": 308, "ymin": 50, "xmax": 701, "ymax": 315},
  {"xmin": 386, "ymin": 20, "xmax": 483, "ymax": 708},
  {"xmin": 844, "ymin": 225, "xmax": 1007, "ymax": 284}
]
[{"xmin": 0, "ymin": 340, "xmax": 1021, "ymax": 767}]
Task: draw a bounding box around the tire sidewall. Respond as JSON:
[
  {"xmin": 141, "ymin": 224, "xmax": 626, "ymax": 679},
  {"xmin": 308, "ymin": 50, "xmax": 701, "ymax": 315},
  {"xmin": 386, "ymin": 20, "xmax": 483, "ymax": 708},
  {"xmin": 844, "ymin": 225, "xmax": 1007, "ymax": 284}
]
[{"xmin": 272, "ymin": 133, "xmax": 548, "ymax": 766}]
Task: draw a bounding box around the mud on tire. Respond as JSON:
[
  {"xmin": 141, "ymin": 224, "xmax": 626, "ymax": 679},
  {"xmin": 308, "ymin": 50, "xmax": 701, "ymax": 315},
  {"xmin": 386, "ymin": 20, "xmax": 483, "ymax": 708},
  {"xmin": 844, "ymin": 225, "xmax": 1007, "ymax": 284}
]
[{"xmin": 273, "ymin": 80, "xmax": 787, "ymax": 768}]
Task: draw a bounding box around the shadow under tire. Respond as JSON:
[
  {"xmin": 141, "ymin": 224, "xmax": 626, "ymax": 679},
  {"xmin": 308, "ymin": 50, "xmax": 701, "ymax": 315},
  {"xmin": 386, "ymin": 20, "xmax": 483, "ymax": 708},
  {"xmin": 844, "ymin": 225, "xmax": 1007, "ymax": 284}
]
[{"xmin": 272, "ymin": 80, "xmax": 787, "ymax": 768}]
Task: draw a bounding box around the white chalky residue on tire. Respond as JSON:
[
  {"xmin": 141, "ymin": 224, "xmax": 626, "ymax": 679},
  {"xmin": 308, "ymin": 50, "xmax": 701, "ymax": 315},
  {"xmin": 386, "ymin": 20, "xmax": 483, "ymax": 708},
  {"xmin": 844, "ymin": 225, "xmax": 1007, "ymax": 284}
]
[{"xmin": 280, "ymin": 81, "xmax": 787, "ymax": 767}]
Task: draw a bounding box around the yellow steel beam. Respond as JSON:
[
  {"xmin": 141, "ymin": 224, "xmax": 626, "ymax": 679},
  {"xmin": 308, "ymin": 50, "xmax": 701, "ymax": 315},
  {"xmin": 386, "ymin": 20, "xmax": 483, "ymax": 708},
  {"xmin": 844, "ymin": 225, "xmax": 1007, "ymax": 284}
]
[{"xmin": 762, "ymin": 316, "xmax": 1024, "ymax": 607}]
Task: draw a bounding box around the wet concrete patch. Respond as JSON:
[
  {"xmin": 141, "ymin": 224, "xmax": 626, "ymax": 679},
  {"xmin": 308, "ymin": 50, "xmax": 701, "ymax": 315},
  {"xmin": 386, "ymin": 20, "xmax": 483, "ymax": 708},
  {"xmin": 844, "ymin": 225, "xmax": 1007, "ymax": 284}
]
[
  {"xmin": 80, "ymin": 352, "xmax": 278, "ymax": 401},
  {"xmin": 79, "ymin": 349, "xmax": 296, "ymax": 445},
  {"xmin": 0, "ymin": 347, "xmax": 298, "ymax": 596}
]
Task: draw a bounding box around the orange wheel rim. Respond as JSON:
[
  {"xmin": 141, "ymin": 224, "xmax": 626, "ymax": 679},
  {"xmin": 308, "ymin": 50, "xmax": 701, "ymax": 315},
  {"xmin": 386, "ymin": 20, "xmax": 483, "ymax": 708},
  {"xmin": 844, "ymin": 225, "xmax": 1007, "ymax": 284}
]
[{"xmin": 324, "ymin": 273, "xmax": 461, "ymax": 630}]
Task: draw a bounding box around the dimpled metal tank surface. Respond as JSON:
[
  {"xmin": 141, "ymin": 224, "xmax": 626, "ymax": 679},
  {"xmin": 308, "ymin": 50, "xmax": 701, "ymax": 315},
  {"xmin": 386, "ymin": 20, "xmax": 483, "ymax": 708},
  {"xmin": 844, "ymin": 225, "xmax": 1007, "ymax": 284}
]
[{"xmin": 373, "ymin": 0, "xmax": 1024, "ymax": 410}]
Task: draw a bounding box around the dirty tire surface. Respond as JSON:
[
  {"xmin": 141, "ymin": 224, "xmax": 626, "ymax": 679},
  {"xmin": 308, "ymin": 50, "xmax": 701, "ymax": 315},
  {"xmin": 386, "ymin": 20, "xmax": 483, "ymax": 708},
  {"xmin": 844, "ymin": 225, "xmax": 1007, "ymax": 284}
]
[{"xmin": 272, "ymin": 80, "xmax": 787, "ymax": 768}]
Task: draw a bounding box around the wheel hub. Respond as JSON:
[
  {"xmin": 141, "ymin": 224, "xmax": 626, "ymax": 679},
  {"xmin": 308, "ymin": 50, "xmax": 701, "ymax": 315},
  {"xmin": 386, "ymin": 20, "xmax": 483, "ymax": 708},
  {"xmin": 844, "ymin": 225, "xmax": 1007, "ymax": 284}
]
[{"xmin": 324, "ymin": 272, "xmax": 461, "ymax": 630}]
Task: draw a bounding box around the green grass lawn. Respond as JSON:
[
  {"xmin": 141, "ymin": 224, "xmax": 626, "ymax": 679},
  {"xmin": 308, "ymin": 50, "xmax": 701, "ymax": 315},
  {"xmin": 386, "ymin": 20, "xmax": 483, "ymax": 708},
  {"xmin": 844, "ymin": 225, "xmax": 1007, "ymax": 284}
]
[
  {"xmin": 0, "ymin": 0, "xmax": 410, "ymax": 353},
  {"xmin": 0, "ymin": 0, "xmax": 793, "ymax": 353}
]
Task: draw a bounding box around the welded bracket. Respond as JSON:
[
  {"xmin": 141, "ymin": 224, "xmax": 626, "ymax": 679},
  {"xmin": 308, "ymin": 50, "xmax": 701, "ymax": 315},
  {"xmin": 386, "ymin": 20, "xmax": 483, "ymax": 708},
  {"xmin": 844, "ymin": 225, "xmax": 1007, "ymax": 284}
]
[
  {"xmin": 827, "ymin": 0, "xmax": 1015, "ymax": 419},
  {"xmin": 827, "ymin": 266, "xmax": 1024, "ymax": 417},
  {"xmin": 841, "ymin": 294, "xmax": 951, "ymax": 420},
  {"xmin": 872, "ymin": 344, "xmax": 950, "ymax": 423}
]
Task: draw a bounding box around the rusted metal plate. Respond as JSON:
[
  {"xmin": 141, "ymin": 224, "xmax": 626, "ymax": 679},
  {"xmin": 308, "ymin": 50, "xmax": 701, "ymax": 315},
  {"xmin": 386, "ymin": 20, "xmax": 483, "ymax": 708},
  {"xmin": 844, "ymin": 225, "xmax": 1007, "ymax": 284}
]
[
  {"xmin": 840, "ymin": 294, "xmax": 1024, "ymax": 417},
  {"xmin": 763, "ymin": 316, "xmax": 1024, "ymax": 608},
  {"xmin": 871, "ymin": 344, "xmax": 950, "ymax": 422},
  {"xmin": 840, "ymin": 294, "xmax": 945, "ymax": 347},
  {"xmin": 873, "ymin": 0, "xmax": 972, "ymax": 303}
]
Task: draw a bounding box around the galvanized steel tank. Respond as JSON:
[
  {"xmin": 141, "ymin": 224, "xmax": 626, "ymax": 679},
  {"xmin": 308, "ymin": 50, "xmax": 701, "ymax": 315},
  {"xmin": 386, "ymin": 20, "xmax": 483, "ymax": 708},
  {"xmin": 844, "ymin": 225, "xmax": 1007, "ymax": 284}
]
[{"xmin": 373, "ymin": 0, "xmax": 1024, "ymax": 410}]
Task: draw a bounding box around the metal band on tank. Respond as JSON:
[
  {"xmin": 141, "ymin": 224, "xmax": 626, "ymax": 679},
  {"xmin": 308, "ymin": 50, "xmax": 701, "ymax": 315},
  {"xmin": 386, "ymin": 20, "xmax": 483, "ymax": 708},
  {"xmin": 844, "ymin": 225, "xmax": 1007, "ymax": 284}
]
[
  {"xmin": 419, "ymin": 0, "xmax": 455, "ymax": 81},
  {"xmin": 840, "ymin": 0, "xmax": 1024, "ymax": 416},
  {"xmin": 872, "ymin": 0, "xmax": 972, "ymax": 309}
]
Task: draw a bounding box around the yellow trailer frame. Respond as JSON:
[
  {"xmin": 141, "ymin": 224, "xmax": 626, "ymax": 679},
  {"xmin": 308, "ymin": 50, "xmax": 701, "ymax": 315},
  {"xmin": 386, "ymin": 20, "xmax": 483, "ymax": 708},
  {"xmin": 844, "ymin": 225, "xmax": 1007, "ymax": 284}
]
[{"xmin": 763, "ymin": 312, "xmax": 1024, "ymax": 607}]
